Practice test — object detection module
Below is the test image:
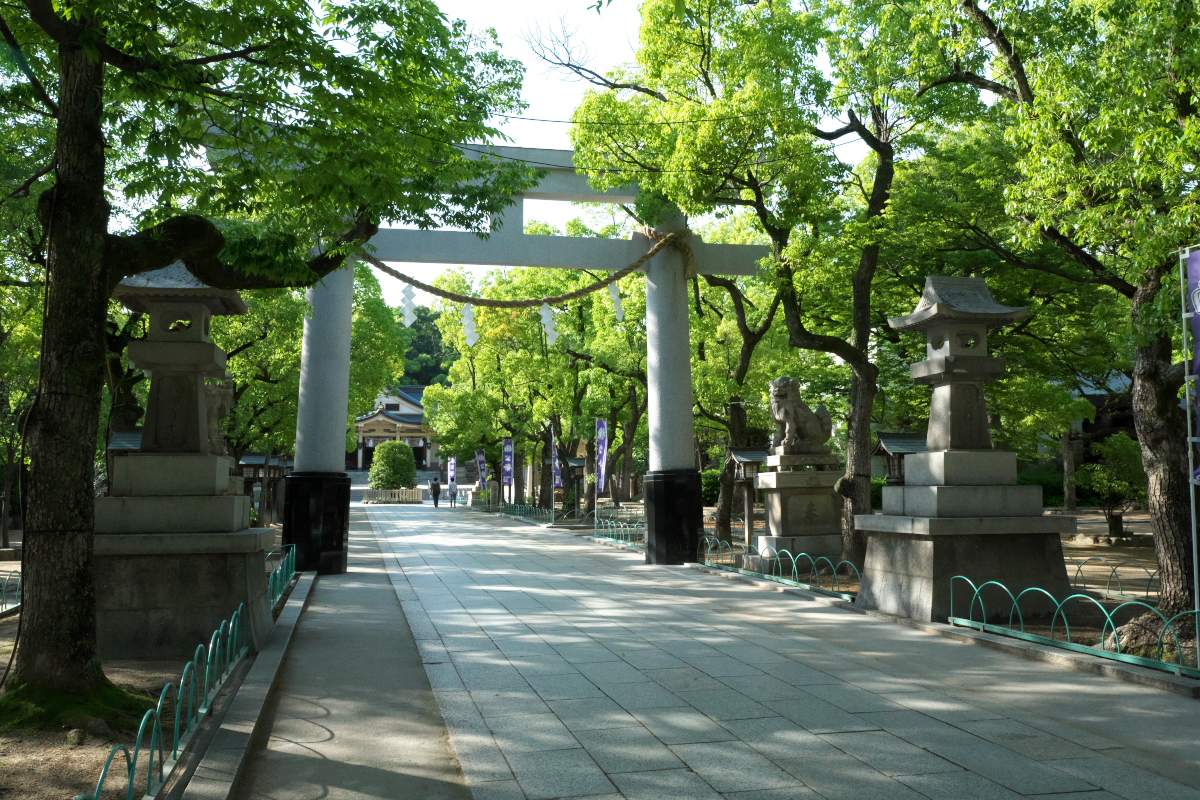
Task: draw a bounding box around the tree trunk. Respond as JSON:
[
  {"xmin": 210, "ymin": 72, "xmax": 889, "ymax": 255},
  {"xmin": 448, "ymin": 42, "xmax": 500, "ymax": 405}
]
[
  {"xmin": 584, "ymin": 437, "xmax": 596, "ymax": 515},
  {"xmin": 13, "ymin": 42, "xmax": 109, "ymax": 695},
  {"xmin": 258, "ymin": 447, "xmax": 276, "ymax": 523},
  {"xmin": 1131, "ymin": 328, "xmax": 1194, "ymax": 616},
  {"xmin": 1, "ymin": 458, "xmax": 13, "ymax": 549},
  {"xmin": 514, "ymin": 450, "xmax": 525, "ymax": 503},
  {"xmin": 714, "ymin": 400, "xmax": 749, "ymax": 540},
  {"xmin": 840, "ymin": 370, "xmax": 879, "ymax": 567},
  {"xmin": 538, "ymin": 431, "xmax": 553, "ymax": 510},
  {"xmin": 1061, "ymin": 430, "xmax": 1077, "ymax": 512},
  {"xmin": 714, "ymin": 459, "xmax": 736, "ymax": 543}
]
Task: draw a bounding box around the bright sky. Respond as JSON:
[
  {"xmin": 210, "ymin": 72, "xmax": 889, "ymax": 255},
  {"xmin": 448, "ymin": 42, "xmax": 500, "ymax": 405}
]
[{"xmin": 376, "ymin": 0, "xmax": 643, "ymax": 306}]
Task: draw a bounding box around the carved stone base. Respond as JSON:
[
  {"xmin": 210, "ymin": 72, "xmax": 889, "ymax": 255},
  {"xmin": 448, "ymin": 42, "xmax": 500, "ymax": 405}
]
[
  {"xmin": 94, "ymin": 529, "xmax": 273, "ymax": 658},
  {"xmin": 756, "ymin": 470, "xmax": 841, "ymax": 549},
  {"xmin": 854, "ymin": 521, "xmax": 1072, "ymax": 622}
]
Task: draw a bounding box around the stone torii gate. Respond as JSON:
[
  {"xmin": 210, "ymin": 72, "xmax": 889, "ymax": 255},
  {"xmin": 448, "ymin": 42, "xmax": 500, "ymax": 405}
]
[{"xmin": 284, "ymin": 147, "xmax": 767, "ymax": 569}]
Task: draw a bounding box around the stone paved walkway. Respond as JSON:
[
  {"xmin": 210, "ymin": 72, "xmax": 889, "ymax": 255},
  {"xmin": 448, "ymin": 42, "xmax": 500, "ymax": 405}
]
[{"xmin": 370, "ymin": 504, "xmax": 1200, "ymax": 800}]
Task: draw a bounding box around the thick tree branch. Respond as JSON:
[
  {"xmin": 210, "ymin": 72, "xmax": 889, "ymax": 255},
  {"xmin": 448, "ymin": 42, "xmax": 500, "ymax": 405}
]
[
  {"xmin": 812, "ymin": 122, "xmax": 856, "ymax": 141},
  {"xmin": 225, "ymin": 327, "xmax": 270, "ymax": 360},
  {"xmin": 2, "ymin": 161, "xmax": 54, "ymax": 208},
  {"xmin": 104, "ymin": 213, "xmax": 379, "ymax": 294},
  {"xmin": 0, "ymin": 12, "xmax": 58, "ymax": 115},
  {"xmin": 1032, "ymin": 222, "xmax": 1136, "ymax": 297},
  {"xmin": 22, "ymin": 0, "xmax": 272, "ymax": 75},
  {"xmin": 916, "ymin": 69, "xmax": 1018, "ymax": 102},
  {"xmin": 957, "ymin": 0, "xmax": 1035, "ymax": 104}
]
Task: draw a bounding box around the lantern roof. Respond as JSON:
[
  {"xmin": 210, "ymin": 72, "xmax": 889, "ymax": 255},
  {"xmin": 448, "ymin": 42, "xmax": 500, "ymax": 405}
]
[
  {"xmin": 114, "ymin": 261, "xmax": 248, "ymax": 315},
  {"xmin": 889, "ymin": 276, "xmax": 1026, "ymax": 332}
]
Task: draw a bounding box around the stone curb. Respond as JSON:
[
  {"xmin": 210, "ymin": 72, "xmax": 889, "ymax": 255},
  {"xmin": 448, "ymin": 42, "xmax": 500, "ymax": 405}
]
[
  {"xmin": 177, "ymin": 571, "xmax": 317, "ymax": 799},
  {"xmin": 686, "ymin": 563, "xmax": 1200, "ymax": 700}
]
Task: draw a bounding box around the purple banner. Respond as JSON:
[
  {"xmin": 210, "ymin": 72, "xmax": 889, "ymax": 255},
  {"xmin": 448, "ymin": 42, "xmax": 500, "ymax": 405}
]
[
  {"xmin": 448, "ymin": 456, "xmax": 456, "ymax": 483},
  {"xmin": 476, "ymin": 450, "xmax": 487, "ymax": 485},
  {"xmin": 596, "ymin": 419, "xmax": 608, "ymax": 491},
  {"xmin": 1189, "ymin": 250, "xmax": 1200, "ymax": 380},
  {"xmin": 1188, "ymin": 251, "xmax": 1200, "ymax": 469},
  {"xmin": 502, "ymin": 439, "xmax": 514, "ymax": 486},
  {"xmin": 552, "ymin": 434, "xmax": 563, "ymax": 488}
]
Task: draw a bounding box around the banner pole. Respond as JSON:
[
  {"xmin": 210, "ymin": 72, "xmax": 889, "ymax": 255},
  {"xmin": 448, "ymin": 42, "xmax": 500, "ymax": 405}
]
[{"xmin": 1179, "ymin": 245, "xmax": 1200, "ymax": 670}]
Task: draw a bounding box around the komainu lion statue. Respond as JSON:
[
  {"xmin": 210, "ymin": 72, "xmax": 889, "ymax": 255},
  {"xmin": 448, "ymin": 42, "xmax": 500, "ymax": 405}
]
[{"xmin": 769, "ymin": 377, "xmax": 833, "ymax": 451}]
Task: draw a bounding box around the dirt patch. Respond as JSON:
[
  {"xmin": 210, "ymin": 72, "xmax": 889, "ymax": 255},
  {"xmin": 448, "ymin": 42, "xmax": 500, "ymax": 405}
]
[
  {"xmin": 0, "ymin": 730, "xmax": 131, "ymax": 799},
  {"xmin": 0, "ymin": 615, "xmax": 191, "ymax": 800}
]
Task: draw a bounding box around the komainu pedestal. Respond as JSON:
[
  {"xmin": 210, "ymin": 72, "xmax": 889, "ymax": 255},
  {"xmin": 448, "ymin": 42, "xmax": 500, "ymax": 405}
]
[
  {"xmin": 755, "ymin": 378, "xmax": 842, "ymax": 561},
  {"xmin": 95, "ymin": 264, "xmax": 272, "ymax": 658},
  {"xmin": 856, "ymin": 277, "xmax": 1073, "ymax": 622}
]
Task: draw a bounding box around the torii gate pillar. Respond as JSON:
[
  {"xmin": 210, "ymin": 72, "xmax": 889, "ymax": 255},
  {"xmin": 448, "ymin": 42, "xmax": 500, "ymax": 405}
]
[
  {"xmin": 283, "ymin": 262, "xmax": 354, "ymax": 574},
  {"xmin": 641, "ymin": 212, "xmax": 702, "ymax": 564}
]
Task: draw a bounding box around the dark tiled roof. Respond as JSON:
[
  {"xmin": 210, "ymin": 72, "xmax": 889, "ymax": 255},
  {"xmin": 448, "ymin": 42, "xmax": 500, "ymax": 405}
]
[
  {"xmin": 355, "ymin": 408, "xmax": 425, "ymax": 425},
  {"xmin": 728, "ymin": 448, "xmax": 770, "ymax": 464},
  {"xmin": 543, "ymin": 456, "xmax": 586, "ymax": 467},
  {"xmin": 382, "ymin": 411, "xmax": 423, "ymax": 425},
  {"xmin": 240, "ymin": 453, "xmax": 293, "ymax": 467},
  {"xmin": 396, "ymin": 385, "xmax": 426, "ymax": 407},
  {"xmin": 873, "ymin": 432, "xmax": 927, "ymax": 456}
]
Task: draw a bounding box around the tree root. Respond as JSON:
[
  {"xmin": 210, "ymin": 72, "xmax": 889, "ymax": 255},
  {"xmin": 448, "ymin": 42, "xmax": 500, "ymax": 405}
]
[{"xmin": 1103, "ymin": 612, "xmax": 1197, "ymax": 668}]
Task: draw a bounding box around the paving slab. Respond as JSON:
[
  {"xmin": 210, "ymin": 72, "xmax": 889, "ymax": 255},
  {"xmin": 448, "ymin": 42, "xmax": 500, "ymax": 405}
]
[
  {"xmin": 668, "ymin": 741, "xmax": 802, "ymax": 793},
  {"xmin": 572, "ymin": 725, "xmax": 686, "ymax": 773},
  {"xmin": 368, "ymin": 504, "xmax": 1200, "ymax": 800}
]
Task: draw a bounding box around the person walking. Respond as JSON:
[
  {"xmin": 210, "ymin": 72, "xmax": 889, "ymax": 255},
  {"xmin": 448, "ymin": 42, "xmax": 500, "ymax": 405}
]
[
  {"xmin": 448, "ymin": 479, "xmax": 458, "ymax": 508},
  {"xmin": 430, "ymin": 479, "xmax": 441, "ymax": 508}
]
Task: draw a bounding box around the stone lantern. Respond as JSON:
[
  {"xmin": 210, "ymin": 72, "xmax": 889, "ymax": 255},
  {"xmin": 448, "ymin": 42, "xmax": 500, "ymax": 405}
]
[
  {"xmin": 93, "ymin": 262, "xmax": 271, "ymax": 658},
  {"xmin": 855, "ymin": 276, "xmax": 1074, "ymax": 621}
]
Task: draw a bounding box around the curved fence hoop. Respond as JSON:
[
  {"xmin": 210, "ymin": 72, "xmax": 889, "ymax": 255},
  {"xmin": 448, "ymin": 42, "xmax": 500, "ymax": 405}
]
[
  {"xmin": 967, "ymin": 580, "xmax": 1022, "ymax": 627},
  {"xmin": 79, "ymin": 745, "xmax": 134, "ymax": 800}
]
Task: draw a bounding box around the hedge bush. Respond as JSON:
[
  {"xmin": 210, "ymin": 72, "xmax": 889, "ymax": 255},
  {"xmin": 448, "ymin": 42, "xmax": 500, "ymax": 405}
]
[
  {"xmin": 701, "ymin": 469, "xmax": 722, "ymax": 506},
  {"xmin": 369, "ymin": 441, "xmax": 417, "ymax": 489}
]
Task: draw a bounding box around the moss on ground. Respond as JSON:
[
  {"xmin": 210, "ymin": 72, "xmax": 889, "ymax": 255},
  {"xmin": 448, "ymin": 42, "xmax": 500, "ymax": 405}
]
[{"xmin": 0, "ymin": 678, "xmax": 154, "ymax": 732}]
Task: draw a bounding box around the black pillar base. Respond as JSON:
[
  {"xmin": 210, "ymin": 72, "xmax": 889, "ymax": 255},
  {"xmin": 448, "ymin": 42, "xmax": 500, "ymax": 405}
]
[
  {"xmin": 283, "ymin": 472, "xmax": 350, "ymax": 575},
  {"xmin": 644, "ymin": 469, "xmax": 702, "ymax": 565}
]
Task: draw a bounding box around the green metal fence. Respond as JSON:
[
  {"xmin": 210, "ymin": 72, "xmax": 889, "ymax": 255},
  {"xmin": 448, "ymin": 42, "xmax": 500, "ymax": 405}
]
[
  {"xmin": 594, "ymin": 518, "xmax": 647, "ymax": 549},
  {"xmin": 500, "ymin": 502, "xmax": 556, "ymax": 525},
  {"xmin": 0, "ymin": 570, "xmax": 20, "ymax": 615},
  {"xmin": 77, "ymin": 604, "xmax": 250, "ymax": 800},
  {"xmin": 948, "ymin": 576, "xmax": 1199, "ymax": 678},
  {"xmin": 697, "ymin": 536, "xmax": 859, "ymax": 601},
  {"xmin": 1065, "ymin": 555, "xmax": 1160, "ymax": 602},
  {"xmin": 266, "ymin": 544, "xmax": 296, "ymax": 609}
]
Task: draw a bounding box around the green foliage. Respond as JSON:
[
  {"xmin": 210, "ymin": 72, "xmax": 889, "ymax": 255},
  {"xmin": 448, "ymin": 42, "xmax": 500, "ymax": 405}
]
[
  {"xmin": 400, "ymin": 306, "xmax": 454, "ymax": 386},
  {"xmin": 369, "ymin": 440, "xmax": 417, "ymax": 490},
  {"xmin": 1078, "ymin": 433, "xmax": 1149, "ymax": 519},
  {"xmin": 701, "ymin": 469, "xmax": 722, "ymax": 506},
  {"xmin": 1017, "ymin": 470, "xmax": 1067, "ymax": 508},
  {"xmin": 0, "ymin": 679, "xmax": 153, "ymax": 732},
  {"xmin": 870, "ymin": 477, "xmax": 887, "ymax": 511}
]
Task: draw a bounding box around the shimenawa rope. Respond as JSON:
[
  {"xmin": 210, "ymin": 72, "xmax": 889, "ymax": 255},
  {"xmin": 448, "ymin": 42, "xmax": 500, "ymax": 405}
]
[{"xmin": 360, "ymin": 229, "xmax": 694, "ymax": 308}]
